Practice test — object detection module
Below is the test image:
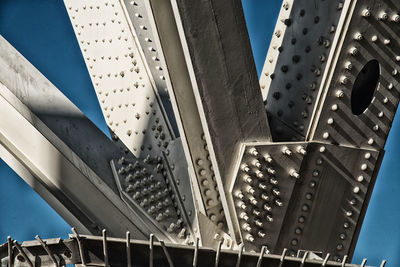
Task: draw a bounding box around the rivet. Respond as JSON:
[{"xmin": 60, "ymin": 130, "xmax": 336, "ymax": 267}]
[
  {"xmin": 339, "ymin": 233, "xmax": 347, "ymax": 240},
  {"xmin": 282, "ymin": 146, "xmax": 292, "ymax": 156},
  {"xmin": 241, "ymin": 164, "xmax": 250, "ymax": 173},
  {"xmin": 354, "ymin": 32, "xmax": 363, "ymax": 41},
  {"xmin": 246, "ymin": 235, "xmax": 255, "ymax": 243},
  {"xmin": 340, "ymin": 76, "xmax": 349, "ymax": 85},
  {"xmin": 357, "ymin": 175, "xmax": 364, "ymax": 182},
  {"xmin": 264, "ymin": 154, "xmax": 273, "ymax": 163},
  {"xmin": 367, "ymin": 138, "xmax": 374, "ymax": 145},
  {"xmin": 275, "ymin": 199, "xmax": 283, "ymax": 207},
  {"xmin": 349, "ymin": 47, "xmax": 358, "ymax": 56},
  {"xmin": 379, "ymin": 12, "xmax": 388, "ymax": 20},
  {"xmin": 392, "ymin": 14, "xmax": 400, "ymax": 22},
  {"xmin": 353, "ymin": 187, "xmax": 360, "ymax": 194},
  {"xmin": 336, "ymin": 90, "xmax": 345, "ymax": 98},
  {"xmin": 296, "ymin": 146, "xmax": 307, "ymax": 155},
  {"xmin": 361, "ymin": 163, "xmax": 368, "ymax": 171},
  {"xmin": 322, "ymin": 132, "xmax": 329, "ymax": 139},
  {"xmin": 263, "ymin": 202, "xmax": 271, "ymax": 211},
  {"xmin": 362, "ymin": 9, "xmax": 371, "ymax": 17},
  {"xmin": 289, "ymin": 169, "xmax": 300, "ymax": 179},
  {"xmin": 249, "ymin": 147, "xmax": 259, "ymax": 156},
  {"xmin": 261, "ymin": 193, "xmax": 270, "ymax": 202},
  {"xmin": 258, "ymin": 231, "xmax": 266, "ymax": 238},
  {"xmin": 270, "ymin": 178, "xmax": 278, "ymax": 185},
  {"xmin": 243, "ymin": 175, "xmax": 252, "ymax": 184}
]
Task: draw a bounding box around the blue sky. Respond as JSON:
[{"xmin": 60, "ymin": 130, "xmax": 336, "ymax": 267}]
[{"xmin": 0, "ymin": 0, "xmax": 399, "ymax": 266}]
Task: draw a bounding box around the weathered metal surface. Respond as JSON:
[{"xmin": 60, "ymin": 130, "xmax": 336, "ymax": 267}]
[
  {"xmin": 260, "ymin": 0, "xmax": 344, "ymax": 141},
  {"xmin": 230, "ymin": 141, "xmax": 383, "ymax": 260},
  {"xmin": 275, "ymin": 143, "xmax": 383, "ymax": 261},
  {"xmin": 309, "ymin": 0, "xmax": 400, "ymax": 150},
  {"xmin": 0, "ymin": 0, "xmax": 398, "ymax": 263}
]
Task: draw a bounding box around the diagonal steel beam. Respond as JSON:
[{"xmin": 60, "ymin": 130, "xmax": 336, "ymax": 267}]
[
  {"xmin": 145, "ymin": 0, "xmax": 272, "ymax": 241},
  {"xmin": 63, "ymin": 0, "xmax": 174, "ymax": 159},
  {"xmin": 0, "ymin": 81, "xmax": 151, "ymax": 239},
  {"xmin": 0, "ymin": 34, "xmax": 179, "ymax": 241}
]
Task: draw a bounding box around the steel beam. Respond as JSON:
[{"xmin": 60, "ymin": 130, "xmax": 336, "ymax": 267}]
[
  {"xmin": 259, "ymin": 0, "xmax": 345, "ymax": 141},
  {"xmin": 142, "ymin": 0, "xmax": 231, "ymax": 244},
  {"xmin": 0, "ymin": 34, "xmax": 182, "ymax": 241},
  {"xmin": 260, "ymin": 0, "xmax": 400, "ymax": 149},
  {"xmin": 169, "ymin": 0, "xmax": 271, "ymax": 186},
  {"xmin": 229, "ymin": 141, "xmax": 383, "ymax": 260},
  {"xmin": 308, "ymin": 0, "xmax": 400, "ymax": 150},
  {"xmin": 0, "ymin": 81, "xmax": 149, "ymax": 239},
  {"xmin": 145, "ymin": 0, "xmax": 272, "ymax": 242},
  {"xmin": 122, "ymin": 0, "xmax": 179, "ymax": 136},
  {"xmin": 63, "ymin": 0, "xmax": 174, "ymax": 159}
]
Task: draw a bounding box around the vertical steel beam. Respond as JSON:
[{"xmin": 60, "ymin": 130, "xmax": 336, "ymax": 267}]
[
  {"xmin": 169, "ymin": 0, "xmax": 271, "ymax": 185},
  {"xmin": 0, "ymin": 34, "xmax": 173, "ymax": 240},
  {"xmin": 147, "ymin": 0, "xmax": 272, "ymax": 241},
  {"xmin": 142, "ymin": 0, "xmax": 230, "ymax": 244}
]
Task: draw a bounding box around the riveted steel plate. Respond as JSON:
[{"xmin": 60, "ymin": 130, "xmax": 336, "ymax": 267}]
[
  {"xmin": 64, "ymin": 0, "xmax": 173, "ymax": 158},
  {"xmin": 112, "ymin": 155, "xmax": 192, "ymax": 243},
  {"xmin": 275, "ymin": 142, "xmax": 382, "ymax": 262},
  {"xmin": 145, "ymin": 0, "xmax": 230, "ymax": 234},
  {"xmin": 230, "ymin": 142, "xmax": 308, "ymax": 252},
  {"xmin": 170, "ymin": 0, "xmax": 271, "ymax": 185},
  {"xmin": 309, "ymin": 0, "xmax": 400, "ymax": 150},
  {"xmin": 122, "ymin": 0, "xmax": 179, "ymax": 136},
  {"xmin": 260, "ymin": 0, "xmax": 344, "ymax": 141},
  {"xmin": 162, "ymin": 138, "xmax": 198, "ymax": 237}
]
